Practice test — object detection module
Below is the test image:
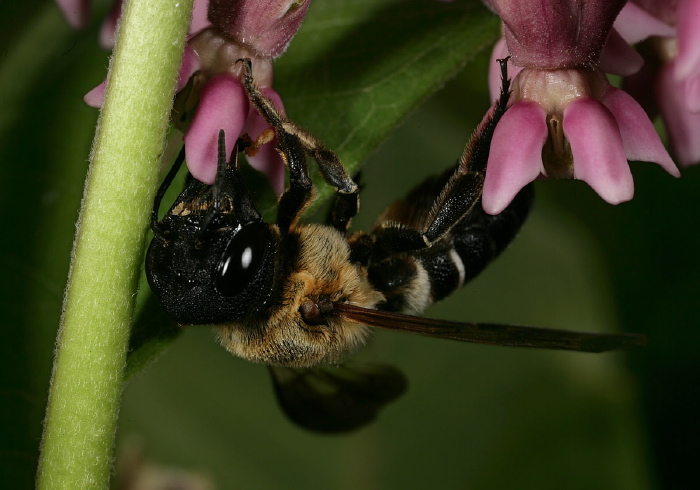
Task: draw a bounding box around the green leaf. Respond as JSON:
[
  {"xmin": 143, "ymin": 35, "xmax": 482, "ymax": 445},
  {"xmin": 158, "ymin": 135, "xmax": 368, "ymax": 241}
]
[{"xmin": 277, "ymin": 0, "xmax": 499, "ymax": 182}]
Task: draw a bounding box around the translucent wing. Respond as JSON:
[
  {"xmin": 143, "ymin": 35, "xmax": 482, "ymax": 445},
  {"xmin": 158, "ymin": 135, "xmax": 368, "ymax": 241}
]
[
  {"xmin": 269, "ymin": 364, "xmax": 407, "ymax": 433},
  {"xmin": 335, "ymin": 303, "xmax": 646, "ymax": 353}
]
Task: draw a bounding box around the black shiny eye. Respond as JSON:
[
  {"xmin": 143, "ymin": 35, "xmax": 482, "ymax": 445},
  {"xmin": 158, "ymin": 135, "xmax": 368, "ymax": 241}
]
[{"xmin": 215, "ymin": 223, "xmax": 271, "ymax": 297}]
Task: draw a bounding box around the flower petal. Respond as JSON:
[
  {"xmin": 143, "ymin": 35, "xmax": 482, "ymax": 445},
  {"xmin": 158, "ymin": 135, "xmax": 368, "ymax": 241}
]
[
  {"xmin": 54, "ymin": 0, "xmax": 90, "ymax": 29},
  {"xmin": 483, "ymin": 101, "xmax": 547, "ymax": 215},
  {"xmin": 657, "ymin": 62, "xmax": 700, "ymax": 167},
  {"xmin": 598, "ymin": 29, "xmax": 644, "ymax": 77},
  {"xmin": 99, "ymin": 0, "xmax": 122, "ymax": 49},
  {"xmin": 184, "ymin": 75, "xmax": 249, "ymax": 184},
  {"xmin": 190, "ymin": 0, "xmax": 211, "ymax": 35},
  {"xmin": 613, "ymin": 1, "xmax": 675, "ymax": 44},
  {"xmin": 242, "ymin": 87, "xmax": 287, "ymax": 195},
  {"xmin": 176, "ymin": 45, "xmax": 201, "ymax": 93},
  {"xmin": 84, "ymin": 81, "xmax": 106, "ymax": 108},
  {"xmin": 675, "ymin": 0, "xmax": 700, "ymax": 81},
  {"xmin": 563, "ymin": 98, "xmax": 633, "ymax": 204},
  {"xmin": 685, "ymin": 74, "xmax": 700, "ymax": 112},
  {"xmin": 600, "ymin": 86, "xmax": 679, "ymax": 176}
]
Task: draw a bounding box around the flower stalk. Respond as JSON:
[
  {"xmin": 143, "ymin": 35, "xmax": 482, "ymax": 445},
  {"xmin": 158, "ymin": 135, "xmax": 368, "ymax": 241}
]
[{"xmin": 36, "ymin": 0, "xmax": 193, "ymax": 488}]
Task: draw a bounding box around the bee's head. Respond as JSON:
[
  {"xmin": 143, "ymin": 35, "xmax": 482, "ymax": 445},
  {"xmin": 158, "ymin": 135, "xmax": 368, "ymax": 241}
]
[
  {"xmin": 213, "ymin": 224, "xmax": 384, "ymax": 367},
  {"xmin": 146, "ymin": 219, "xmax": 281, "ymax": 324}
]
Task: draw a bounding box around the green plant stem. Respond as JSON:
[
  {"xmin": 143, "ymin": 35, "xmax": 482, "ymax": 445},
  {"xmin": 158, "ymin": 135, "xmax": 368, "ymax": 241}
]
[{"xmin": 36, "ymin": 1, "xmax": 193, "ymax": 488}]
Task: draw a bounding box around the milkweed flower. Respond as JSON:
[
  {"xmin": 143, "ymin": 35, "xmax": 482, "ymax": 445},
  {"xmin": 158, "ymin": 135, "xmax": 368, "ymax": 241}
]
[
  {"xmin": 54, "ymin": 0, "xmax": 210, "ymax": 48},
  {"xmin": 481, "ymin": 0, "xmax": 678, "ymax": 215},
  {"xmin": 54, "ymin": 0, "xmax": 90, "ymax": 29},
  {"xmin": 615, "ymin": 0, "xmax": 700, "ymax": 167},
  {"xmin": 82, "ymin": 0, "xmax": 310, "ymax": 194}
]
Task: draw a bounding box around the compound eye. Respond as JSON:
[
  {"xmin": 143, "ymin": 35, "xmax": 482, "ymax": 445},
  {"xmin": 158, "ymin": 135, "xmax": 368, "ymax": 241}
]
[{"xmin": 215, "ymin": 223, "xmax": 271, "ymax": 297}]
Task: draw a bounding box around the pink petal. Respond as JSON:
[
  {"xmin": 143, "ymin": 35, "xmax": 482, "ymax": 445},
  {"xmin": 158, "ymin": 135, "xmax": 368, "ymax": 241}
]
[
  {"xmin": 190, "ymin": 0, "xmax": 211, "ymax": 35},
  {"xmin": 600, "ymin": 86, "xmax": 679, "ymax": 176},
  {"xmin": 99, "ymin": 0, "xmax": 122, "ymax": 49},
  {"xmin": 84, "ymin": 81, "xmax": 106, "ymax": 108},
  {"xmin": 483, "ymin": 101, "xmax": 548, "ymax": 215},
  {"xmin": 184, "ymin": 75, "xmax": 249, "ymax": 184},
  {"xmin": 563, "ymin": 98, "xmax": 633, "ymax": 204},
  {"xmin": 176, "ymin": 45, "xmax": 201, "ymax": 93},
  {"xmin": 657, "ymin": 62, "xmax": 700, "ymax": 167},
  {"xmin": 598, "ymin": 29, "xmax": 644, "ymax": 77},
  {"xmin": 242, "ymin": 87, "xmax": 286, "ymax": 195},
  {"xmin": 54, "ymin": 0, "xmax": 90, "ymax": 29},
  {"xmin": 685, "ymin": 75, "xmax": 700, "ymax": 112},
  {"xmin": 613, "ymin": 2, "xmax": 675, "ymax": 44},
  {"xmin": 675, "ymin": 0, "xmax": 700, "ymax": 81}
]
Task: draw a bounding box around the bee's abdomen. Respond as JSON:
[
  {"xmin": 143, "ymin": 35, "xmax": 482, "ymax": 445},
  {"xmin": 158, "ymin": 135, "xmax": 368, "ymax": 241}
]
[
  {"xmin": 451, "ymin": 184, "xmax": 534, "ymax": 285},
  {"xmin": 365, "ymin": 185, "xmax": 533, "ymax": 314},
  {"xmin": 367, "ymin": 254, "xmax": 432, "ymax": 314}
]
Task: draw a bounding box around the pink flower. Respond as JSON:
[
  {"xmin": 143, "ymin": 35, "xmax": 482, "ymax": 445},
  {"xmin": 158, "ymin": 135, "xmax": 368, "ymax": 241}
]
[
  {"xmin": 55, "ymin": 0, "xmax": 210, "ymax": 48},
  {"xmin": 615, "ymin": 0, "xmax": 700, "ymax": 167},
  {"xmin": 174, "ymin": 0, "xmax": 311, "ymax": 192},
  {"xmin": 82, "ymin": 0, "xmax": 311, "ymax": 195},
  {"xmin": 54, "ymin": 0, "xmax": 90, "ymax": 29},
  {"xmin": 482, "ymin": 0, "xmax": 678, "ymax": 215}
]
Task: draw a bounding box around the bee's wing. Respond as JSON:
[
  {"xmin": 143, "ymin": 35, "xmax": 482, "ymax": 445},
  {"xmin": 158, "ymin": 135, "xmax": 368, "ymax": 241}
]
[
  {"xmin": 336, "ymin": 303, "xmax": 646, "ymax": 353},
  {"xmin": 269, "ymin": 363, "xmax": 407, "ymax": 433}
]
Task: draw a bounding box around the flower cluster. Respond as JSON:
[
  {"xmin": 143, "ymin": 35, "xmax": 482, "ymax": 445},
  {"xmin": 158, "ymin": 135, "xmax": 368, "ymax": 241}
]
[
  {"xmin": 55, "ymin": 0, "xmax": 210, "ymax": 49},
  {"xmin": 57, "ymin": 0, "xmax": 697, "ymax": 209},
  {"xmin": 615, "ymin": 0, "xmax": 700, "ymax": 168},
  {"xmin": 481, "ymin": 0, "xmax": 682, "ymax": 215},
  {"xmin": 64, "ymin": 0, "xmax": 311, "ymax": 195}
]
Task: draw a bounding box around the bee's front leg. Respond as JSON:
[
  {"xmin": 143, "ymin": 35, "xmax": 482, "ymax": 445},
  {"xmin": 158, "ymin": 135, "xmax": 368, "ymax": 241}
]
[{"xmin": 238, "ymin": 58, "xmax": 359, "ymax": 234}]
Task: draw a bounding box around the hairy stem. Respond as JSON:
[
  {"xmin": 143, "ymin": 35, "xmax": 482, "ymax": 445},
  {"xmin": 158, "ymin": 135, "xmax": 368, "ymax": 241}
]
[{"xmin": 36, "ymin": 1, "xmax": 193, "ymax": 488}]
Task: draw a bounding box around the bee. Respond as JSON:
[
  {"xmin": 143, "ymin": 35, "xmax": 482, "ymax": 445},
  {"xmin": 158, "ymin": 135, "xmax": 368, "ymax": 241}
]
[{"xmin": 146, "ymin": 58, "xmax": 645, "ymax": 432}]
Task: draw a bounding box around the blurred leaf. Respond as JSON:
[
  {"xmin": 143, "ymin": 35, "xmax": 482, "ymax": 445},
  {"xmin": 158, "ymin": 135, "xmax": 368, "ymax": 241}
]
[
  {"xmin": 542, "ymin": 163, "xmax": 700, "ymax": 489},
  {"xmin": 127, "ymin": 294, "xmax": 181, "ymax": 382},
  {"xmin": 0, "ymin": 4, "xmax": 107, "ymax": 487}
]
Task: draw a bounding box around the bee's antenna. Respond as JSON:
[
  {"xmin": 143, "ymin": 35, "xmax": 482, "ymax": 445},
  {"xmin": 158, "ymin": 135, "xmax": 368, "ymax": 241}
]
[
  {"xmin": 200, "ymin": 130, "xmax": 230, "ymax": 234},
  {"xmin": 152, "ymin": 145, "xmax": 186, "ymax": 240},
  {"xmin": 230, "ymin": 138, "xmax": 243, "ymax": 170},
  {"xmin": 212, "ymin": 129, "xmax": 228, "ymax": 213}
]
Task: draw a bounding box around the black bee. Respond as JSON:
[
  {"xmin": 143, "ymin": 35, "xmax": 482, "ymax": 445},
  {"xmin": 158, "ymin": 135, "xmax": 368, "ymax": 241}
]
[{"xmin": 146, "ymin": 59, "xmax": 645, "ymax": 432}]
